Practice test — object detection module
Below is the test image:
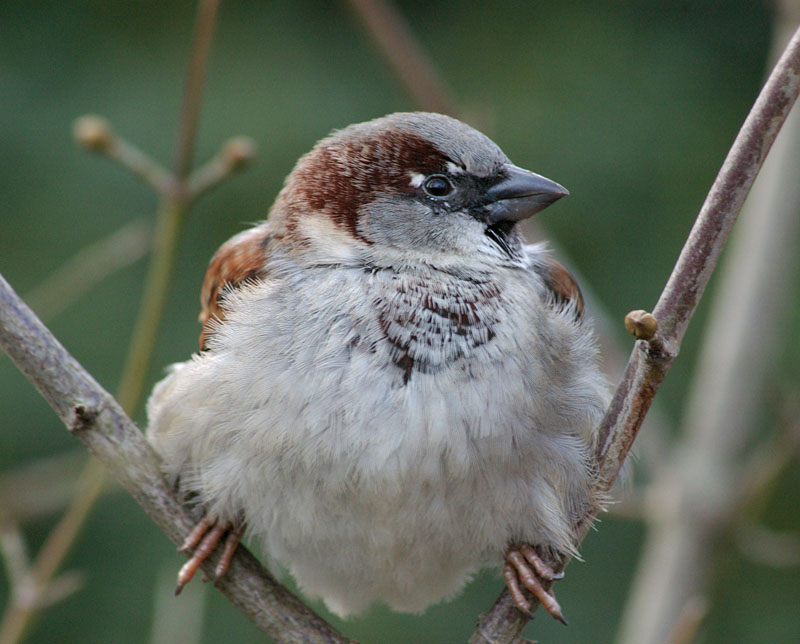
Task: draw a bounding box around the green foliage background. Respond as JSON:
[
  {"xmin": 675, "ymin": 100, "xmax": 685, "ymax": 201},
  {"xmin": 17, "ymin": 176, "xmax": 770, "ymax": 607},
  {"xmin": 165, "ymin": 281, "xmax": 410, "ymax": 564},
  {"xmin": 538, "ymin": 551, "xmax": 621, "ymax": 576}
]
[{"xmin": 1, "ymin": 1, "xmax": 798, "ymax": 642}]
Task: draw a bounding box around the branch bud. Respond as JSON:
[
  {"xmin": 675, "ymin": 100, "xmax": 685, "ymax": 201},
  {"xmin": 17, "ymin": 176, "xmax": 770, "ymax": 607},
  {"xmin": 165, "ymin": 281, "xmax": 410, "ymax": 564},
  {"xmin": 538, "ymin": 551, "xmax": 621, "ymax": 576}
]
[
  {"xmin": 221, "ymin": 137, "xmax": 256, "ymax": 170},
  {"xmin": 625, "ymin": 310, "xmax": 658, "ymax": 341},
  {"xmin": 73, "ymin": 115, "xmax": 114, "ymax": 152}
]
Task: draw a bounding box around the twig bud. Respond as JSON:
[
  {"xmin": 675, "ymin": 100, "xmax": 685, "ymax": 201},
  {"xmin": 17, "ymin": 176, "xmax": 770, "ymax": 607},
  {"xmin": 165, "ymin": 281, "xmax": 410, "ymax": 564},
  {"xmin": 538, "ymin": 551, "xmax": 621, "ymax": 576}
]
[
  {"xmin": 221, "ymin": 137, "xmax": 256, "ymax": 170},
  {"xmin": 625, "ymin": 310, "xmax": 658, "ymax": 341},
  {"xmin": 73, "ymin": 115, "xmax": 114, "ymax": 152}
]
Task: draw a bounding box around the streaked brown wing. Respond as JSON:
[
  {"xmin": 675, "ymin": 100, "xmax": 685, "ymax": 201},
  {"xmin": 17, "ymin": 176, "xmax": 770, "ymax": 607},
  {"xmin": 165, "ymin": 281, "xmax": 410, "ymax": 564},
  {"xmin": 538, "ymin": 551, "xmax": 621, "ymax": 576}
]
[
  {"xmin": 199, "ymin": 226, "xmax": 271, "ymax": 350},
  {"xmin": 536, "ymin": 256, "xmax": 584, "ymax": 320}
]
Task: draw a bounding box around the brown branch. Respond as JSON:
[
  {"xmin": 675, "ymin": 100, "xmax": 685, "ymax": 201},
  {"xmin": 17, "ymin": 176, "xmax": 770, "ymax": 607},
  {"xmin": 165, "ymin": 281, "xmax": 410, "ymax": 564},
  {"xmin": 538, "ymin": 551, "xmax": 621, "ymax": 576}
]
[
  {"xmin": 345, "ymin": 0, "xmax": 459, "ymax": 116},
  {"xmin": 0, "ymin": 274, "xmax": 353, "ymax": 644},
  {"xmin": 74, "ymin": 116, "xmax": 172, "ymax": 195},
  {"xmin": 173, "ymin": 0, "xmax": 219, "ymax": 182},
  {"xmin": 616, "ymin": 8, "xmax": 800, "ymax": 640},
  {"xmin": 0, "ymin": 452, "xmax": 87, "ymax": 523},
  {"xmin": 186, "ymin": 136, "xmax": 257, "ymax": 201},
  {"xmin": 23, "ymin": 217, "xmax": 152, "ymax": 322},
  {"xmin": 470, "ymin": 22, "xmax": 800, "ymax": 644}
]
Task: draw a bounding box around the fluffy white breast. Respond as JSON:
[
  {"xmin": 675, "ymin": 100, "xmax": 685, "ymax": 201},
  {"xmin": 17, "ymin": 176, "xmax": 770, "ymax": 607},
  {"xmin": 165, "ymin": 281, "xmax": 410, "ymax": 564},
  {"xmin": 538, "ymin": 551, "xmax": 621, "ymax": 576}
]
[{"xmin": 146, "ymin": 244, "xmax": 608, "ymax": 616}]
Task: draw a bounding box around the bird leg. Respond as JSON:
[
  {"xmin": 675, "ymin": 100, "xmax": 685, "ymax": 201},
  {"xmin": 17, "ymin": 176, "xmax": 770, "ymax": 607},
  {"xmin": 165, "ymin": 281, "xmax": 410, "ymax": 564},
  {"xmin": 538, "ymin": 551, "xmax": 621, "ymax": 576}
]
[
  {"xmin": 504, "ymin": 544, "xmax": 567, "ymax": 625},
  {"xmin": 175, "ymin": 517, "xmax": 241, "ymax": 595}
]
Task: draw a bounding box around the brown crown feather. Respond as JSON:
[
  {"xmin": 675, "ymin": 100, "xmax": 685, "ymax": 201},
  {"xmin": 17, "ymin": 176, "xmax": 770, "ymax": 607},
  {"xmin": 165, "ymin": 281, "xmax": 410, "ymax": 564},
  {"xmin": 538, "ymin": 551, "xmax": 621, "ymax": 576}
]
[{"xmin": 281, "ymin": 129, "xmax": 453, "ymax": 244}]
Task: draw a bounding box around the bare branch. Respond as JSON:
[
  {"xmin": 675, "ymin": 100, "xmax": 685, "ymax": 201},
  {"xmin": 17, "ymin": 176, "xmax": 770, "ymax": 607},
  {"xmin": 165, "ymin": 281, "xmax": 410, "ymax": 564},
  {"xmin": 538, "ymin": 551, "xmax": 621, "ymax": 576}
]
[
  {"xmin": 187, "ymin": 136, "xmax": 257, "ymax": 201},
  {"xmin": 173, "ymin": 0, "xmax": 219, "ymax": 181},
  {"xmin": 664, "ymin": 596, "xmax": 709, "ymax": 644},
  {"xmin": 345, "ymin": 0, "xmax": 459, "ymax": 115},
  {"xmin": 471, "ymin": 22, "xmax": 800, "ymax": 644},
  {"xmin": 74, "ymin": 116, "xmax": 172, "ymax": 195},
  {"xmin": 0, "ymin": 274, "xmax": 353, "ymax": 644},
  {"xmin": 600, "ymin": 23, "xmax": 800, "ymax": 486},
  {"xmin": 0, "ymin": 451, "xmax": 88, "ymax": 523},
  {"xmin": 23, "ymin": 218, "xmax": 152, "ymax": 321},
  {"xmin": 615, "ymin": 11, "xmax": 800, "ymax": 643}
]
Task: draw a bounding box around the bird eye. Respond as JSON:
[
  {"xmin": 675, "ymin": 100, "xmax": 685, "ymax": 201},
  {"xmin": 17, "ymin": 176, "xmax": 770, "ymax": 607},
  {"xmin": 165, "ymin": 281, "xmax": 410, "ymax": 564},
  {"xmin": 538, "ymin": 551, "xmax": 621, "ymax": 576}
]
[{"xmin": 423, "ymin": 175, "xmax": 454, "ymax": 198}]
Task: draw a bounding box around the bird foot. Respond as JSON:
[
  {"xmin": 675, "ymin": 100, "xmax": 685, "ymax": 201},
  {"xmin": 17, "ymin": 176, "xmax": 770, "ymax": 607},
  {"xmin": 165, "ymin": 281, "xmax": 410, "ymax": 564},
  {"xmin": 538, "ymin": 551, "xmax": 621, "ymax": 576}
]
[
  {"xmin": 504, "ymin": 544, "xmax": 567, "ymax": 625},
  {"xmin": 175, "ymin": 517, "xmax": 241, "ymax": 595}
]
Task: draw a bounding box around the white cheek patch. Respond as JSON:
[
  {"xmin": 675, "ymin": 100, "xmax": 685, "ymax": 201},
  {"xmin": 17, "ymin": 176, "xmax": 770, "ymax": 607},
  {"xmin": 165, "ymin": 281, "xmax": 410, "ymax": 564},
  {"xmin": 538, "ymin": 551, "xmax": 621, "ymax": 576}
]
[
  {"xmin": 409, "ymin": 172, "xmax": 425, "ymax": 188},
  {"xmin": 446, "ymin": 162, "xmax": 465, "ymax": 175}
]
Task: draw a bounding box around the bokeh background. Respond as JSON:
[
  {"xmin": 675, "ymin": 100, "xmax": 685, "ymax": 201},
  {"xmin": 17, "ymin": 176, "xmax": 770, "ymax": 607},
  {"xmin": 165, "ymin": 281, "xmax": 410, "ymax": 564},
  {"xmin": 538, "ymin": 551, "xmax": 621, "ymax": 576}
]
[{"xmin": 2, "ymin": 1, "xmax": 799, "ymax": 643}]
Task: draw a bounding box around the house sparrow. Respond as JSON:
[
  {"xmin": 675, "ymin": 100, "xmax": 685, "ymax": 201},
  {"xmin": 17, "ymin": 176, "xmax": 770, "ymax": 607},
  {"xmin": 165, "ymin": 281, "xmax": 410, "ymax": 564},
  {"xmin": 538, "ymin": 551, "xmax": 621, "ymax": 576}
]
[{"xmin": 146, "ymin": 112, "xmax": 609, "ymax": 623}]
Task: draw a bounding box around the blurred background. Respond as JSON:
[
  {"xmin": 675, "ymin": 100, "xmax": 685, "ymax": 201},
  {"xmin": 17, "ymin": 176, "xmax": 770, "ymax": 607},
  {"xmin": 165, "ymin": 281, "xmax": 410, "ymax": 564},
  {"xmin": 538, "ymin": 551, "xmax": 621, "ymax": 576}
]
[{"xmin": 1, "ymin": 1, "xmax": 799, "ymax": 642}]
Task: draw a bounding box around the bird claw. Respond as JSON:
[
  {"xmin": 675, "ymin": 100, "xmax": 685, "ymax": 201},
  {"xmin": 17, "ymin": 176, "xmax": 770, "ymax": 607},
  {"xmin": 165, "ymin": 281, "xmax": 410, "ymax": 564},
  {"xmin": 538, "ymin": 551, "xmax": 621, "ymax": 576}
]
[
  {"xmin": 175, "ymin": 517, "xmax": 241, "ymax": 595},
  {"xmin": 504, "ymin": 545, "xmax": 567, "ymax": 625}
]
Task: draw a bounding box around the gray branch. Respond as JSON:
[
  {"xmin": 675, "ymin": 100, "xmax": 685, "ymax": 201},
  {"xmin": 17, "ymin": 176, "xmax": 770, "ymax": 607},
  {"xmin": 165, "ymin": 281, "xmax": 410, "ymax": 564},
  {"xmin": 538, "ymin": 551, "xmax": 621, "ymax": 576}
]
[{"xmin": 0, "ymin": 275, "xmax": 353, "ymax": 644}]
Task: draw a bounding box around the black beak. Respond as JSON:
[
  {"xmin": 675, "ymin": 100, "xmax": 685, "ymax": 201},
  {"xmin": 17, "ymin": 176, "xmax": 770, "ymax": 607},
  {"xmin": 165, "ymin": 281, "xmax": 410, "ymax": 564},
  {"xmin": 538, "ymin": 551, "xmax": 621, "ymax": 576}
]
[{"xmin": 484, "ymin": 164, "xmax": 569, "ymax": 224}]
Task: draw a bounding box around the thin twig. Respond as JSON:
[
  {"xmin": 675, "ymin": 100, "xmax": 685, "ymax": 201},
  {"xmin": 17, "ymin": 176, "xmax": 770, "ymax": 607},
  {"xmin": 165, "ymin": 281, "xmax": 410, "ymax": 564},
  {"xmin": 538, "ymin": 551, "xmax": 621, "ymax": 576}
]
[
  {"xmin": 74, "ymin": 116, "xmax": 172, "ymax": 194},
  {"xmin": 470, "ymin": 22, "xmax": 800, "ymax": 644},
  {"xmin": 173, "ymin": 0, "xmax": 219, "ymax": 181},
  {"xmin": 0, "ymin": 274, "xmax": 353, "ymax": 644},
  {"xmin": 345, "ymin": 0, "xmax": 459, "ymax": 116},
  {"xmin": 23, "ymin": 217, "xmax": 152, "ymax": 321},
  {"xmin": 0, "ymin": 451, "xmax": 87, "ymax": 524},
  {"xmin": 599, "ymin": 23, "xmax": 800, "ymax": 486},
  {"xmin": 615, "ymin": 11, "xmax": 800, "ymax": 643},
  {"xmin": 116, "ymin": 0, "xmax": 221, "ymax": 415},
  {"xmin": 186, "ymin": 136, "xmax": 256, "ymax": 201}
]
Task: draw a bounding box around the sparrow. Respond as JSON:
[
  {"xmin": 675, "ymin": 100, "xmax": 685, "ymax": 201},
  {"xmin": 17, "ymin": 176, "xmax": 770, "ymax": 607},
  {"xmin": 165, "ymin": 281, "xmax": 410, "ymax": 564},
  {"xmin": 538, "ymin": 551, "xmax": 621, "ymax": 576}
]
[{"xmin": 146, "ymin": 112, "xmax": 609, "ymax": 623}]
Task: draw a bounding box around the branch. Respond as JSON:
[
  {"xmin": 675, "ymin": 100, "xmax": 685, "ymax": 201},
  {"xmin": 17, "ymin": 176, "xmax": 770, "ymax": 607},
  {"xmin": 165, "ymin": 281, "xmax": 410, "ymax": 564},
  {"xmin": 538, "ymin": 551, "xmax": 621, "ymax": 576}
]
[
  {"xmin": 23, "ymin": 217, "xmax": 152, "ymax": 322},
  {"xmin": 615, "ymin": 8, "xmax": 800, "ymax": 642},
  {"xmin": 1, "ymin": 3, "xmax": 252, "ymax": 640},
  {"xmin": 186, "ymin": 136, "xmax": 256, "ymax": 201},
  {"xmin": 345, "ymin": 0, "xmax": 459, "ymax": 116},
  {"xmin": 470, "ymin": 22, "xmax": 800, "ymax": 644},
  {"xmin": 73, "ymin": 116, "xmax": 172, "ymax": 195},
  {"xmin": 0, "ymin": 274, "xmax": 353, "ymax": 644},
  {"xmin": 0, "ymin": 452, "xmax": 87, "ymax": 523},
  {"xmin": 173, "ymin": 0, "xmax": 219, "ymax": 181}
]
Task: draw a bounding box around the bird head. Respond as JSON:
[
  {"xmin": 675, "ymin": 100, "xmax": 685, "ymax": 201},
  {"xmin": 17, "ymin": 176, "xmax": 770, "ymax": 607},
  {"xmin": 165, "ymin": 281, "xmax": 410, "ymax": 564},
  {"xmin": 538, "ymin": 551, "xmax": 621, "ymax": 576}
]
[{"xmin": 271, "ymin": 112, "xmax": 568, "ymax": 269}]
